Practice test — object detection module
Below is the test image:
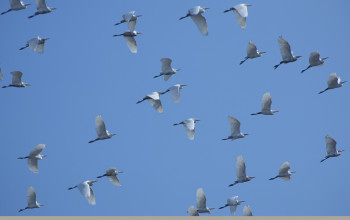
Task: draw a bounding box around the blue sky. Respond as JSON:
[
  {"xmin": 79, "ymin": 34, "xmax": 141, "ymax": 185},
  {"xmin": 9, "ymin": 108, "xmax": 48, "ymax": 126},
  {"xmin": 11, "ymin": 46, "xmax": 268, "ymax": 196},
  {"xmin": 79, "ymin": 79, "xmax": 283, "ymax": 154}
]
[{"xmin": 1, "ymin": 0, "xmax": 349, "ymax": 216}]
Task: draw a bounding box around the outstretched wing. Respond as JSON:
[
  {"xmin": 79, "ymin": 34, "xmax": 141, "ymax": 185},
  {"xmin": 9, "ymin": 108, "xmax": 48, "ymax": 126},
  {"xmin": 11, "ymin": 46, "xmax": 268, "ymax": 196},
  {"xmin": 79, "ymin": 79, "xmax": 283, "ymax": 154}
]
[
  {"xmin": 169, "ymin": 85, "xmax": 181, "ymax": 104},
  {"xmin": 11, "ymin": 71, "xmax": 23, "ymax": 85},
  {"xmin": 278, "ymin": 36, "xmax": 293, "ymax": 61},
  {"xmin": 278, "ymin": 161, "xmax": 290, "ymax": 176},
  {"xmin": 243, "ymin": 205, "xmax": 253, "ymax": 216},
  {"xmin": 27, "ymin": 186, "xmax": 37, "ymax": 206},
  {"xmin": 107, "ymin": 175, "xmax": 121, "ymax": 186},
  {"xmin": 327, "ymin": 73, "xmax": 339, "ymax": 88},
  {"xmin": 247, "ymin": 40, "xmax": 258, "ymax": 57},
  {"xmin": 35, "ymin": 0, "xmax": 47, "ymax": 11},
  {"xmin": 187, "ymin": 205, "xmax": 199, "ymax": 216},
  {"xmin": 28, "ymin": 158, "xmax": 39, "ymax": 173},
  {"xmin": 261, "ymin": 92, "xmax": 272, "ymax": 112},
  {"xmin": 196, "ymin": 188, "xmax": 207, "ymax": 210},
  {"xmin": 124, "ymin": 36, "xmax": 137, "ymax": 53},
  {"xmin": 228, "ymin": 116, "xmax": 241, "ymax": 136},
  {"xmin": 190, "ymin": 14, "xmax": 208, "ymax": 36},
  {"xmin": 325, "ymin": 135, "xmax": 337, "ymax": 155},
  {"xmin": 184, "ymin": 119, "xmax": 195, "ymax": 140},
  {"xmin": 309, "ymin": 51, "xmax": 320, "ymax": 65},
  {"xmin": 30, "ymin": 144, "xmax": 45, "ymax": 156},
  {"xmin": 161, "ymin": 58, "xmax": 172, "ymax": 72},
  {"xmin": 236, "ymin": 155, "xmax": 247, "ymax": 180},
  {"xmin": 95, "ymin": 115, "xmax": 108, "ymax": 138}
]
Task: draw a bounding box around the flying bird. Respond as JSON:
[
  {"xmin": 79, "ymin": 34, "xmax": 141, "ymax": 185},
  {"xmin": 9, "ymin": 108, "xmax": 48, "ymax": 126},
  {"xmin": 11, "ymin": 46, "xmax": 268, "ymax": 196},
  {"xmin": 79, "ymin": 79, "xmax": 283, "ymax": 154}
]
[
  {"xmin": 96, "ymin": 168, "xmax": 123, "ymax": 186},
  {"xmin": 179, "ymin": 6, "xmax": 209, "ymax": 36},
  {"xmin": 320, "ymin": 135, "xmax": 345, "ymax": 163},
  {"xmin": 224, "ymin": 4, "xmax": 252, "ymax": 29},
  {"xmin": 28, "ymin": 0, "xmax": 56, "ymax": 19},
  {"xmin": 2, "ymin": 71, "xmax": 30, "ymax": 88},
  {"xmin": 136, "ymin": 91, "xmax": 168, "ymax": 113},
  {"xmin": 0, "ymin": 67, "xmax": 3, "ymax": 81},
  {"xmin": 196, "ymin": 188, "xmax": 214, "ymax": 214},
  {"xmin": 1, "ymin": 0, "xmax": 30, "ymax": 15},
  {"xmin": 19, "ymin": 36, "xmax": 49, "ymax": 54},
  {"xmin": 319, "ymin": 73, "xmax": 346, "ymax": 94},
  {"xmin": 68, "ymin": 180, "xmax": 97, "ymax": 205},
  {"xmin": 222, "ymin": 116, "xmax": 248, "ymax": 141},
  {"xmin": 18, "ymin": 144, "xmax": 46, "ymax": 173},
  {"xmin": 166, "ymin": 84, "xmax": 187, "ymax": 104},
  {"xmin": 173, "ymin": 118, "xmax": 200, "ymax": 140},
  {"xmin": 115, "ymin": 11, "xmax": 142, "ymax": 30},
  {"xmin": 274, "ymin": 36, "xmax": 302, "ymax": 69},
  {"xmin": 218, "ymin": 196, "xmax": 245, "ymax": 216},
  {"xmin": 251, "ymin": 92, "xmax": 278, "ymax": 115},
  {"xmin": 269, "ymin": 162, "xmax": 295, "ymax": 181},
  {"xmin": 19, "ymin": 186, "xmax": 43, "ymax": 212},
  {"xmin": 153, "ymin": 58, "xmax": 181, "ymax": 81},
  {"xmin": 113, "ymin": 31, "xmax": 142, "ymax": 53},
  {"xmin": 243, "ymin": 205, "xmax": 253, "ymax": 216},
  {"xmin": 187, "ymin": 205, "xmax": 199, "ymax": 216},
  {"xmin": 240, "ymin": 40, "xmax": 265, "ymax": 65},
  {"xmin": 89, "ymin": 115, "xmax": 116, "ymax": 143},
  {"xmin": 301, "ymin": 51, "xmax": 328, "ymax": 73},
  {"xmin": 229, "ymin": 155, "xmax": 255, "ymax": 187}
]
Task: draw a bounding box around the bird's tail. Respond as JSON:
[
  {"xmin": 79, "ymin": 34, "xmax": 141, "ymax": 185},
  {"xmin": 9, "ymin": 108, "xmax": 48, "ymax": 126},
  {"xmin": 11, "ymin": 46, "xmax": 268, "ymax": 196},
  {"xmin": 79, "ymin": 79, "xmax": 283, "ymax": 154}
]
[
  {"xmin": 240, "ymin": 58, "xmax": 248, "ymax": 65},
  {"xmin": 318, "ymin": 88, "xmax": 328, "ymax": 94},
  {"xmin": 269, "ymin": 176, "xmax": 277, "ymax": 180},
  {"xmin": 19, "ymin": 44, "xmax": 29, "ymax": 50}
]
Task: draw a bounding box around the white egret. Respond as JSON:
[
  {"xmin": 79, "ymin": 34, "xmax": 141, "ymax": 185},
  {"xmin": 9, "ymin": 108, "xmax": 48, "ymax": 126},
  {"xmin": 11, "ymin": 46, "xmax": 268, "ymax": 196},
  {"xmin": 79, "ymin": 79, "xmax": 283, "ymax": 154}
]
[
  {"xmin": 224, "ymin": 4, "xmax": 252, "ymax": 29},
  {"xmin": 179, "ymin": 6, "xmax": 209, "ymax": 36},
  {"xmin": 28, "ymin": 0, "xmax": 56, "ymax": 19},
  {"xmin": 68, "ymin": 180, "xmax": 97, "ymax": 205},
  {"xmin": 19, "ymin": 186, "xmax": 43, "ymax": 212},
  {"xmin": 173, "ymin": 118, "xmax": 200, "ymax": 140},
  {"xmin": 89, "ymin": 115, "xmax": 116, "ymax": 143},
  {"xmin": 319, "ymin": 73, "xmax": 346, "ymax": 94},
  {"xmin": 222, "ymin": 116, "xmax": 248, "ymax": 141},
  {"xmin": 115, "ymin": 11, "xmax": 142, "ymax": 31},
  {"xmin": 269, "ymin": 161, "xmax": 295, "ymax": 181},
  {"xmin": 243, "ymin": 205, "xmax": 253, "ymax": 216},
  {"xmin": 18, "ymin": 144, "xmax": 46, "ymax": 173},
  {"xmin": 136, "ymin": 91, "xmax": 169, "ymax": 113},
  {"xmin": 1, "ymin": 0, "xmax": 30, "ymax": 15},
  {"xmin": 320, "ymin": 135, "xmax": 345, "ymax": 163},
  {"xmin": 274, "ymin": 36, "xmax": 302, "ymax": 69},
  {"xmin": 301, "ymin": 51, "xmax": 328, "ymax": 73},
  {"xmin": 240, "ymin": 40, "xmax": 265, "ymax": 65},
  {"xmin": 153, "ymin": 58, "xmax": 181, "ymax": 81},
  {"xmin": 187, "ymin": 205, "xmax": 199, "ymax": 216},
  {"xmin": 251, "ymin": 92, "xmax": 278, "ymax": 115},
  {"xmin": 229, "ymin": 155, "xmax": 255, "ymax": 187},
  {"xmin": 113, "ymin": 31, "xmax": 142, "ymax": 53},
  {"xmin": 166, "ymin": 84, "xmax": 187, "ymax": 104},
  {"xmin": 19, "ymin": 36, "xmax": 49, "ymax": 54},
  {"xmin": 196, "ymin": 188, "xmax": 214, "ymax": 214},
  {"xmin": 2, "ymin": 71, "xmax": 30, "ymax": 88},
  {"xmin": 96, "ymin": 168, "xmax": 123, "ymax": 186},
  {"xmin": 218, "ymin": 196, "xmax": 245, "ymax": 216}
]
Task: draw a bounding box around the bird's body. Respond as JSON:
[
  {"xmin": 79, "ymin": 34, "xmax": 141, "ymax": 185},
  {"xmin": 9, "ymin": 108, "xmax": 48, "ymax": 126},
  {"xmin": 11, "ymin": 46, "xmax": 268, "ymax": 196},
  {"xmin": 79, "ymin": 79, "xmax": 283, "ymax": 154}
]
[
  {"xmin": 167, "ymin": 84, "xmax": 186, "ymax": 104},
  {"xmin": 243, "ymin": 205, "xmax": 253, "ymax": 216},
  {"xmin": 187, "ymin": 205, "xmax": 199, "ymax": 216},
  {"xmin": 222, "ymin": 116, "xmax": 248, "ymax": 141},
  {"xmin": 301, "ymin": 51, "xmax": 328, "ymax": 73},
  {"xmin": 19, "ymin": 36, "xmax": 49, "ymax": 54},
  {"xmin": 196, "ymin": 188, "xmax": 214, "ymax": 214},
  {"xmin": 153, "ymin": 58, "xmax": 180, "ymax": 81},
  {"xmin": 274, "ymin": 36, "xmax": 301, "ymax": 69},
  {"xmin": 115, "ymin": 11, "xmax": 142, "ymax": 31},
  {"xmin": 179, "ymin": 6, "xmax": 209, "ymax": 36},
  {"xmin": 89, "ymin": 115, "xmax": 116, "ymax": 143},
  {"xmin": 320, "ymin": 135, "xmax": 344, "ymax": 163},
  {"xmin": 28, "ymin": 0, "xmax": 56, "ymax": 19},
  {"xmin": 229, "ymin": 155, "xmax": 255, "ymax": 187},
  {"xmin": 224, "ymin": 4, "xmax": 252, "ymax": 29},
  {"xmin": 17, "ymin": 144, "xmax": 46, "ymax": 173},
  {"xmin": 251, "ymin": 92, "xmax": 278, "ymax": 115},
  {"xmin": 113, "ymin": 31, "xmax": 142, "ymax": 53},
  {"xmin": 218, "ymin": 196, "xmax": 245, "ymax": 216},
  {"xmin": 1, "ymin": 0, "xmax": 31, "ymax": 15},
  {"xmin": 136, "ymin": 91, "xmax": 168, "ymax": 113},
  {"xmin": 269, "ymin": 162, "xmax": 295, "ymax": 181},
  {"xmin": 173, "ymin": 118, "xmax": 199, "ymax": 140},
  {"xmin": 240, "ymin": 40, "xmax": 265, "ymax": 65},
  {"xmin": 2, "ymin": 71, "xmax": 30, "ymax": 88},
  {"xmin": 19, "ymin": 186, "xmax": 43, "ymax": 212},
  {"xmin": 319, "ymin": 73, "xmax": 346, "ymax": 94},
  {"xmin": 68, "ymin": 180, "xmax": 97, "ymax": 205},
  {"xmin": 96, "ymin": 168, "xmax": 123, "ymax": 186}
]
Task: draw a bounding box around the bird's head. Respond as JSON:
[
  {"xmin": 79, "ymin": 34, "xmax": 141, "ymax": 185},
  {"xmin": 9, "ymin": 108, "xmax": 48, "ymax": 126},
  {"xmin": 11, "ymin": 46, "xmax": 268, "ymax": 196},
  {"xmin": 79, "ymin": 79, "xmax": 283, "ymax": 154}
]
[
  {"xmin": 203, "ymin": 7, "xmax": 210, "ymax": 10},
  {"xmin": 245, "ymin": 4, "xmax": 253, "ymax": 7},
  {"xmin": 24, "ymin": 3, "xmax": 31, "ymax": 7},
  {"xmin": 117, "ymin": 170, "xmax": 123, "ymax": 174},
  {"xmin": 136, "ymin": 32, "xmax": 143, "ymax": 35},
  {"xmin": 243, "ymin": 133, "xmax": 249, "ymax": 136},
  {"xmin": 43, "ymin": 38, "xmax": 50, "ymax": 41},
  {"xmin": 42, "ymin": 155, "xmax": 47, "ymax": 158},
  {"xmin": 175, "ymin": 68, "xmax": 181, "ymax": 72},
  {"xmin": 290, "ymin": 171, "xmax": 296, "ymax": 174},
  {"xmin": 109, "ymin": 133, "xmax": 117, "ymax": 137},
  {"xmin": 50, "ymin": 7, "xmax": 57, "ymax": 11},
  {"xmin": 295, "ymin": 55, "xmax": 302, "ymax": 59},
  {"xmin": 38, "ymin": 203, "xmax": 44, "ymax": 207},
  {"xmin": 259, "ymin": 51, "xmax": 267, "ymax": 55},
  {"xmin": 338, "ymin": 149, "xmax": 345, "ymax": 153},
  {"xmin": 136, "ymin": 15, "xmax": 142, "ymax": 18},
  {"xmin": 247, "ymin": 176, "xmax": 255, "ymax": 180},
  {"xmin": 272, "ymin": 110, "xmax": 279, "ymax": 114},
  {"xmin": 24, "ymin": 83, "xmax": 31, "ymax": 87},
  {"xmin": 194, "ymin": 119, "xmax": 200, "ymax": 122}
]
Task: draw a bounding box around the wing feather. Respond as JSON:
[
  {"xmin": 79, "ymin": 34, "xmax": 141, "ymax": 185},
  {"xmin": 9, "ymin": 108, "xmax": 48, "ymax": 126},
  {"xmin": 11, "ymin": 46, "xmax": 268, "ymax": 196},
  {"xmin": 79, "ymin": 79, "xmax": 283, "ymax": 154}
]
[{"xmin": 190, "ymin": 14, "xmax": 208, "ymax": 36}]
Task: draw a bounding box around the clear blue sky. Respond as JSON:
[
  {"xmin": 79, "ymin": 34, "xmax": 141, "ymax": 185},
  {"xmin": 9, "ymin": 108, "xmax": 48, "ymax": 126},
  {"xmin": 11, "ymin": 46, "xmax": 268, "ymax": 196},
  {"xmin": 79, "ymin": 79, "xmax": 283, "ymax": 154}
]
[{"xmin": 1, "ymin": 0, "xmax": 349, "ymax": 216}]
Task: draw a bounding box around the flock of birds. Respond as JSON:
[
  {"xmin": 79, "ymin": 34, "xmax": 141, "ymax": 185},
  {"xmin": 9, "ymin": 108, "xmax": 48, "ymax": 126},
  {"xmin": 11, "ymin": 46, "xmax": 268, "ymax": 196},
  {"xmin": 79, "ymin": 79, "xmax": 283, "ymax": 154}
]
[{"xmin": 2, "ymin": 0, "xmax": 347, "ymax": 216}]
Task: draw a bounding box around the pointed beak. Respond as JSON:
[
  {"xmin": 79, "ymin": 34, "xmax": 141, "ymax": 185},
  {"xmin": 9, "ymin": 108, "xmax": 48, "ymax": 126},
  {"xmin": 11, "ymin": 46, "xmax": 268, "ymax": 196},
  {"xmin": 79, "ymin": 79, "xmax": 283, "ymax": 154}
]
[
  {"xmin": 25, "ymin": 3, "xmax": 31, "ymax": 6},
  {"xmin": 204, "ymin": 8, "xmax": 210, "ymax": 10},
  {"xmin": 291, "ymin": 171, "xmax": 296, "ymax": 173},
  {"xmin": 323, "ymin": 57, "xmax": 329, "ymax": 60},
  {"xmin": 296, "ymin": 56, "xmax": 302, "ymax": 58},
  {"xmin": 137, "ymin": 32, "xmax": 143, "ymax": 34},
  {"xmin": 176, "ymin": 69, "xmax": 181, "ymax": 71},
  {"xmin": 244, "ymin": 133, "xmax": 249, "ymax": 136},
  {"xmin": 260, "ymin": 51, "xmax": 267, "ymax": 54}
]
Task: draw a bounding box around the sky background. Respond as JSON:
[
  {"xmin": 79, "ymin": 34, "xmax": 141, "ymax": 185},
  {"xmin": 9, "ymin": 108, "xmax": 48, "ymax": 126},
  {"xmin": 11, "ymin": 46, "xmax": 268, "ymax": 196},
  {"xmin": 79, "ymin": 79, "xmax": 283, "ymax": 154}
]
[{"xmin": 1, "ymin": 0, "xmax": 349, "ymax": 216}]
